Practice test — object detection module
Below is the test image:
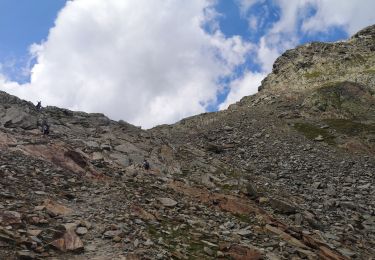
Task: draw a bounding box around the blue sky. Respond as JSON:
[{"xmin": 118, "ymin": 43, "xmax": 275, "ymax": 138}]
[
  {"xmin": 0, "ymin": 0, "xmax": 374, "ymax": 128},
  {"xmin": 0, "ymin": 0, "xmax": 67, "ymax": 82}
]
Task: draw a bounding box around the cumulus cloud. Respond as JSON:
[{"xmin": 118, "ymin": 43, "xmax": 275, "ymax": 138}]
[
  {"xmin": 219, "ymin": 71, "xmax": 265, "ymax": 110},
  {"xmin": 302, "ymin": 0, "xmax": 375, "ymax": 34},
  {"xmin": 0, "ymin": 0, "xmax": 252, "ymax": 128}
]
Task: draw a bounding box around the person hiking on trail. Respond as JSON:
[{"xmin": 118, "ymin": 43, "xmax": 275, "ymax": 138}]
[
  {"xmin": 36, "ymin": 101, "xmax": 42, "ymax": 111},
  {"xmin": 41, "ymin": 121, "xmax": 50, "ymax": 136},
  {"xmin": 143, "ymin": 159, "xmax": 150, "ymax": 170}
]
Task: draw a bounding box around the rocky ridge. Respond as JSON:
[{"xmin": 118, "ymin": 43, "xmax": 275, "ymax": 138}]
[{"xmin": 0, "ymin": 25, "xmax": 375, "ymax": 259}]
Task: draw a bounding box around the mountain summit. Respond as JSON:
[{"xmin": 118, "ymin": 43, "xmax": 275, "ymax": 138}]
[{"xmin": 0, "ymin": 25, "xmax": 374, "ymax": 259}]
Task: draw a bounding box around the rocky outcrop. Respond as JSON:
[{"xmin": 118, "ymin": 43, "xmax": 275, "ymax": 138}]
[
  {"xmin": 260, "ymin": 24, "xmax": 375, "ymax": 94},
  {"xmin": 0, "ymin": 91, "xmax": 38, "ymax": 129}
]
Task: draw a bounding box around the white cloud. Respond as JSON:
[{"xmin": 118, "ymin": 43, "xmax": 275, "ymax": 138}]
[
  {"xmin": 302, "ymin": 0, "xmax": 375, "ymax": 35},
  {"xmin": 235, "ymin": 0, "xmax": 259, "ymax": 16},
  {"xmin": 0, "ymin": 0, "xmax": 252, "ymax": 128},
  {"xmin": 219, "ymin": 71, "xmax": 265, "ymax": 110}
]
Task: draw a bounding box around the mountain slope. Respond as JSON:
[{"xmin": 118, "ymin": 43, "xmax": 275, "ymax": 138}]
[{"xmin": 0, "ymin": 25, "xmax": 375, "ymax": 259}]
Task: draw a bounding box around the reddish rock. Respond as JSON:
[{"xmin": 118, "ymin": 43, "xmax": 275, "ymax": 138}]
[
  {"xmin": 226, "ymin": 245, "xmax": 262, "ymax": 260},
  {"xmin": 0, "ymin": 211, "xmax": 22, "ymax": 226},
  {"xmin": 50, "ymin": 228, "xmax": 84, "ymax": 252},
  {"xmin": 131, "ymin": 205, "xmax": 155, "ymax": 221},
  {"xmin": 43, "ymin": 199, "xmax": 72, "ymax": 216}
]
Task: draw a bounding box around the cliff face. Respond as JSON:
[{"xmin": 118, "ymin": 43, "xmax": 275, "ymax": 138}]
[
  {"xmin": 0, "ymin": 25, "xmax": 375, "ymax": 259},
  {"xmin": 260, "ymin": 24, "xmax": 375, "ymax": 94}
]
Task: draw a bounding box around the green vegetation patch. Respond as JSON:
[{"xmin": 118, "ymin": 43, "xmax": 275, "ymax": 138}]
[
  {"xmin": 324, "ymin": 119, "xmax": 375, "ymax": 136},
  {"xmin": 311, "ymin": 81, "xmax": 374, "ymax": 116},
  {"xmin": 304, "ymin": 71, "xmax": 322, "ymax": 79},
  {"xmin": 235, "ymin": 213, "xmax": 253, "ymax": 223},
  {"xmin": 294, "ymin": 122, "xmax": 336, "ymax": 145},
  {"xmin": 147, "ymin": 221, "xmax": 214, "ymax": 259}
]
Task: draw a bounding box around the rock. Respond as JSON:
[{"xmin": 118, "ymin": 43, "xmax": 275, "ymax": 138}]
[
  {"xmin": 224, "ymin": 126, "xmax": 234, "ymax": 131},
  {"xmin": 50, "ymin": 228, "xmax": 84, "ymax": 252},
  {"xmin": 43, "ymin": 199, "xmax": 73, "ymax": 216},
  {"xmin": 134, "ymin": 238, "xmax": 139, "ymax": 248},
  {"xmin": 158, "ymin": 197, "xmax": 178, "ymax": 207},
  {"xmin": 258, "ymin": 197, "xmax": 269, "ymax": 204},
  {"xmin": 1, "ymin": 106, "xmax": 37, "ymax": 130},
  {"xmin": 131, "ymin": 205, "xmax": 156, "ymax": 221},
  {"xmin": 362, "ymin": 216, "xmax": 375, "ymax": 231},
  {"xmin": 80, "ymin": 220, "xmax": 92, "ymax": 229},
  {"xmin": 236, "ymin": 229, "xmax": 252, "ymax": 237},
  {"xmin": 358, "ymin": 183, "xmax": 371, "ymax": 189},
  {"xmin": 311, "ymin": 182, "xmax": 321, "ymax": 189},
  {"xmin": 64, "ymin": 223, "xmax": 78, "ymax": 231},
  {"xmin": 144, "ymin": 239, "xmax": 154, "ymax": 246},
  {"xmin": 113, "ymin": 236, "xmax": 122, "ymax": 242},
  {"xmin": 34, "ymin": 191, "xmax": 47, "ymax": 195},
  {"xmin": 201, "ymin": 173, "xmax": 216, "ymax": 188},
  {"xmin": 337, "ymin": 247, "xmax": 356, "ymax": 258},
  {"xmin": 85, "ymin": 140, "xmax": 99, "ymax": 148},
  {"xmin": 76, "ymin": 227, "xmax": 88, "ymax": 235},
  {"xmin": 85, "ymin": 244, "xmax": 97, "ymax": 252},
  {"xmin": 103, "ymin": 230, "xmax": 122, "ymax": 239},
  {"xmin": 266, "ymin": 252, "xmax": 282, "ymax": 260},
  {"xmin": 225, "ymin": 244, "xmax": 262, "ymax": 260},
  {"xmin": 265, "ymin": 225, "xmax": 308, "ymax": 249},
  {"xmin": 203, "ymin": 246, "xmax": 214, "ymax": 256},
  {"xmin": 270, "ymin": 198, "xmax": 297, "ymax": 214},
  {"xmin": 100, "ymin": 144, "xmax": 112, "ymax": 151},
  {"xmin": 206, "ymin": 142, "xmax": 224, "ymax": 153},
  {"xmin": 115, "ymin": 142, "xmax": 143, "ymax": 154},
  {"xmin": 27, "ymin": 230, "xmax": 42, "ymax": 237},
  {"xmin": 64, "ymin": 150, "xmax": 88, "ymax": 168},
  {"xmin": 16, "ymin": 250, "xmax": 36, "ymax": 260},
  {"xmin": 34, "ymin": 205, "xmax": 45, "ymax": 211},
  {"xmin": 92, "ymin": 152, "xmax": 104, "ymax": 160},
  {"xmin": 0, "ymin": 211, "xmax": 22, "ymax": 226},
  {"xmin": 244, "ymin": 183, "xmax": 258, "ymax": 198},
  {"xmin": 314, "ymin": 135, "xmax": 324, "ymax": 141},
  {"xmin": 340, "ymin": 201, "xmax": 357, "ymax": 210}
]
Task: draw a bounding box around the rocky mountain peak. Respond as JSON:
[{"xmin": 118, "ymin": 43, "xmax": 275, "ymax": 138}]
[
  {"xmin": 351, "ymin": 24, "xmax": 375, "ymax": 40},
  {"xmin": 259, "ymin": 25, "xmax": 375, "ymax": 95}
]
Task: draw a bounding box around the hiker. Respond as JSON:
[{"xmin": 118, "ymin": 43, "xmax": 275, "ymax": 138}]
[
  {"xmin": 42, "ymin": 121, "xmax": 50, "ymax": 136},
  {"xmin": 36, "ymin": 101, "xmax": 42, "ymax": 111},
  {"xmin": 142, "ymin": 159, "xmax": 150, "ymax": 170}
]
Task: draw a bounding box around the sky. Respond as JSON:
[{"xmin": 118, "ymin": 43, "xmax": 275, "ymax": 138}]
[{"xmin": 0, "ymin": 0, "xmax": 374, "ymax": 128}]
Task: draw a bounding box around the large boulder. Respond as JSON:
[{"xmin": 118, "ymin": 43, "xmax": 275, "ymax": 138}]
[{"xmin": 0, "ymin": 106, "xmax": 38, "ymax": 130}]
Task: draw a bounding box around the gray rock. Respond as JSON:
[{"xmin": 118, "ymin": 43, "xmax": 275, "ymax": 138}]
[
  {"xmin": 158, "ymin": 197, "xmax": 178, "ymax": 207},
  {"xmin": 16, "ymin": 250, "xmax": 36, "ymax": 260},
  {"xmin": 1, "ymin": 106, "xmax": 37, "ymax": 130},
  {"xmin": 245, "ymin": 183, "xmax": 258, "ymax": 198},
  {"xmin": 203, "ymin": 246, "xmax": 214, "ymax": 256},
  {"xmin": 270, "ymin": 198, "xmax": 297, "ymax": 214},
  {"xmin": 103, "ymin": 230, "xmax": 122, "ymax": 238},
  {"xmin": 76, "ymin": 227, "xmax": 88, "ymax": 235}
]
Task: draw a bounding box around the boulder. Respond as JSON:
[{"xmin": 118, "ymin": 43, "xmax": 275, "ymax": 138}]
[
  {"xmin": 0, "ymin": 211, "xmax": 22, "ymax": 226},
  {"xmin": 158, "ymin": 197, "xmax": 178, "ymax": 207},
  {"xmin": 50, "ymin": 228, "xmax": 84, "ymax": 252},
  {"xmin": 270, "ymin": 198, "xmax": 297, "ymax": 214},
  {"xmin": 43, "ymin": 199, "xmax": 73, "ymax": 217},
  {"xmin": 1, "ymin": 107, "xmax": 37, "ymax": 130}
]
